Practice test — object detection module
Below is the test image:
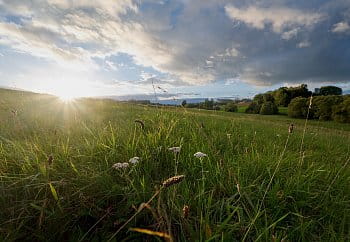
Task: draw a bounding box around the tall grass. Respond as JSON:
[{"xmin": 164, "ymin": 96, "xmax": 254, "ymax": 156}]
[{"xmin": 0, "ymin": 88, "xmax": 349, "ymax": 241}]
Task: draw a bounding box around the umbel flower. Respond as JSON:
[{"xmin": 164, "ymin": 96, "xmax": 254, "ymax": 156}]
[
  {"xmin": 168, "ymin": 147, "xmax": 181, "ymax": 153},
  {"xmin": 112, "ymin": 162, "xmax": 129, "ymax": 169},
  {"xmin": 112, "ymin": 157, "xmax": 140, "ymax": 169},
  {"xmin": 129, "ymin": 157, "xmax": 140, "ymax": 164},
  {"xmin": 194, "ymin": 152, "xmax": 207, "ymax": 158}
]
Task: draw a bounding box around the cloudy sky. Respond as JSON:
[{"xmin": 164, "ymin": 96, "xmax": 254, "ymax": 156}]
[{"xmin": 0, "ymin": 0, "xmax": 350, "ymax": 99}]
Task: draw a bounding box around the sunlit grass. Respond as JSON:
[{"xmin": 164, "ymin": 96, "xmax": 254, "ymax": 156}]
[{"xmin": 0, "ymin": 88, "xmax": 349, "ymax": 241}]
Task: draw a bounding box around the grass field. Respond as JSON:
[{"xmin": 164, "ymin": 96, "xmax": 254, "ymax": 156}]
[{"xmin": 1, "ymin": 88, "xmax": 350, "ymax": 241}]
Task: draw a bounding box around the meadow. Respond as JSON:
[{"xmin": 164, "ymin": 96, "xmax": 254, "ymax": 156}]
[{"xmin": 0, "ymin": 88, "xmax": 350, "ymax": 241}]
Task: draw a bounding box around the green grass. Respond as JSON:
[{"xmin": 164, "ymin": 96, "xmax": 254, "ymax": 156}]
[{"xmin": 1, "ymin": 88, "xmax": 350, "ymax": 241}]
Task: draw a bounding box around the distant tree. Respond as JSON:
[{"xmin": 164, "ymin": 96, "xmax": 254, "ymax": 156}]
[
  {"xmin": 259, "ymin": 101, "xmax": 278, "ymax": 115},
  {"xmin": 312, "ymin": 95, "xmax": 343, "ymax": 120},
  {"xmin": 253, "ymin": 94, "xmax": 264, "ymax": 105},
  {"xmin": 288, "ymin": 97, "xmax": 309, "ymax": 118},
  {"xmin": 263, "ymin": 93, "xmax": 275, "ymax": 103},
  {"xmin": 245, "ymin": 102, "xmax": 261, "ymax": 114},
  {"xmin": 224, "ymin": 102, "xmax": 238, "ymax": 112},
  {"xmin": 181, "ymin": 100, "xmax": 187, "ymax": 107},
  {"xmin": 332, "ymin": 96, "xmax": 350, "ymax": 123},
  {"xmin": 213, "ymin": 105, "xmax": 221, "ymax": 111},
  {"xmin": 319, "ymin": 86, "xmax": 342, "ymax": 96},
  {"xmin": 270, "ymin": 84, "xmax": 311, "ymax": 107},
  {"xmin": 274, "ymin": 87, "xmax": 290, "ymax": 106}
]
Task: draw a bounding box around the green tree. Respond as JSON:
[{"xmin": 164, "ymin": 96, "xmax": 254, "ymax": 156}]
[
  {"xmin": 253, "ymin": 94, "xmax": 264, "ymax": 105},
  {"xmin": 274, "ymin": 87, "xmax": 290, "ymax": 106},
  {"xmin": 288, "ymin": 97, "xmax": 309, "ymax": 118},
  {"xmin": 319, "ymin": 86, "xmax": 342, "ymax": 96},
  {"xmin": 312, "ymin": 96, "xmax": 343, "ymax": 120},
  {"xmin": 224, "ymin": 102, "xmax": 238, "ymax": 112},
  {"xmin": 245, "ymin": 102, "xmax": 261, "ymax": 114},
  {"xmin": 259, "ymin": 101, "xmax": 278, "ymax": 115},
  {"xmin": 332, "ymin": 96, "xmax": 350, "ymax": 123}
]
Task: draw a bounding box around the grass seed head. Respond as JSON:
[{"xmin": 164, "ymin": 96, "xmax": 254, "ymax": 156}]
[
  {"xmin": 47, "ymin": 155, "xmax": 53, "ymax": 166},
  {"xmin": 309, "ymin": 96, "xmax": 313, "ymax": 108},
  {"xmin": 168, "ymin": 146, "xmax": 181, "ymax": 153},
  {"xmin": 162, "ymin": 175, "xmax": 185, "ymax": 188},
  {"xmin": 288, "ymin": 123, "xmax": 294, "ymax": 133},
  {"xmin": 182, "ymin": 205, "xmax": 189, "ymax": 218},
  {"xmin": 134, "ymin": 119, "xmax": 145, "ymax": 130}
]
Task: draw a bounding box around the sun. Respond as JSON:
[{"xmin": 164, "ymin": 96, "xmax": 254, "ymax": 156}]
[
  {"xmin": 58, "ymin": 93, "xmax": 77, "ymax": 102},
  {"xmin": 52, "ymin": 78, "xmax": 93, "ymax": 102}
]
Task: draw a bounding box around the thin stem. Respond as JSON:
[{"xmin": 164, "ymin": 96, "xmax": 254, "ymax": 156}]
[{"xmin": 108, "ymin": 189, "xmax": 162, "ymax": 241}]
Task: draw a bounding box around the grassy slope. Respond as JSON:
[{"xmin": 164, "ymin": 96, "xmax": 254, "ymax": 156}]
[{"xmin": 0, "ymin": 88, "xmax": 350, "ymax": 241}]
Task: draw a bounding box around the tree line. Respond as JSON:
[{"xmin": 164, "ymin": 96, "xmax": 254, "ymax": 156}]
[{"xmin": 245, "ymin": 84, "xmax": 349, "ymax": 123}]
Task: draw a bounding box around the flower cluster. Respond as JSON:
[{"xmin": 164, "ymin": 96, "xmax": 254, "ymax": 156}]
[
  {"xmin": 194, "ymin": 152, "xmax": 207, "ymax": 158},
  {"xmin": 112, "ymin": 157, "xmax": 140, "ymax": 170},
  {"xmin": 112, "ymin": 162, "xmax": 129, "ymax": 169},
  {"xmin": 129, "ymin": 157, "xmax": 140, "ymax": 164}
]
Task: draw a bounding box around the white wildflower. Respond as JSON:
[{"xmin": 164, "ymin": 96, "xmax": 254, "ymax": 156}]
[
  {"xmin": 112, "ymin": 162, "xmax": 129, "ymax": 169},
  {"xmin": 129, "ymin": 157, "xmax": 140, "ymax": 164},
  {"xmin": 168, "ymin": 147, "xmax": 181, "ymax": 153},
  {"xmin": 194, "ymin": 152, "xmax": 207, "ymax": 158}
]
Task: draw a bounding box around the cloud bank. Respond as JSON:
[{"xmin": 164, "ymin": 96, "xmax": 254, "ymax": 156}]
[{"xmin": 0, "ymin": 0, "xmax": 350, "ymax": 87}]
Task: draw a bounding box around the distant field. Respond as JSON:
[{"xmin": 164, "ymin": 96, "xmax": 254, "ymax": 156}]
[{"xmin": 1, "ymin": 89, "xmax": 349, "ymax": 241}]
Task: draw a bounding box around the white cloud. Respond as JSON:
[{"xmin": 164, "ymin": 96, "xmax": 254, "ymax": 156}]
[
  {"xmin": 332, "ymin": 21, "xmax": 350, "ymax": 33},
  {"xmin": 225, "ymin": 5, "xmax": 324, "ymax": 33},
  {"xmin": 105, "ymin": 60, "xmax": 118, "ymax": 71},
  {"xmin": 297, "ymin": 40, "xmax": 311, "ymax": 48},
  {"xmin": 281, "ymin": 28, "xmax": 299, "ymax": 40}
]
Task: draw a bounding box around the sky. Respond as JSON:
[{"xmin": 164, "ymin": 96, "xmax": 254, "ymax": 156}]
[{"xmin": 0, "ymin": 0, "xmax": 350, "ymax": 100}]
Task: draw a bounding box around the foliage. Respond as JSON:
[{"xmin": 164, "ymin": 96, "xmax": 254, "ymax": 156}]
[
  {"xmin": 319, "ymin": 86, "xmax": 343, "ymax": 96},
  {"xmin": 245, "ymin": 102, "xmax": 261, "ymax": 114},
  {"xmin": 246, "ymin": 94, "xmax": 278, "ymax": 115},
  {"xmin": 312, "ymin": 95, "xmax": 343, "ymax": 120},
  {"xmin": 288, "ymin": 97, "xmax": 309, "ymax": 118},
  {"xmin": 259, "ymin": 101, "xmax": 278, "ymax": 115},
  {"xmin": 271, "ymin": 84, "xmax": 312, "ymax": 107},
  {"xmin": 224, "ymin": 102, "xmax": 238, "ymax": 112},
  {"xmin": 288, "ymin": 95, "xmax": 350, "ymax": 123},
  {"xmin": 332, "ymin": 96, "xmax": 350, "ymax": 123}
]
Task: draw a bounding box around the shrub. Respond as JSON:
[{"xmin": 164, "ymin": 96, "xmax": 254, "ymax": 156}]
[
  {"xmin": 224, "ymin": 102, "xmax": 238, "ymax": 112},
  {"xmin": 245, "ymin": 102, "xmax": 261, "ymax": 114},
  {"xmin": 259, "ymin": 101, "xmax": 278, "ymax": 115},
  {"xmin": 332, "ymin": 96, "xmax": 350, "ymax": 123},
  {"xmin": 213, "ymin": 105, "xmax": 221, "ymax": 111},
  {"xmin": 263, "ymin": 93, "xmax": 275, "ymax": 103},
  {"xmin": 312, "ymin": 96, "xmax": 343, "ymax": 120},
  {"xmin": 288, "ymin": 97, "xmax": 308, "ymax": 118},
  {"xmin": 253, "ymin": 94, "xmax": 264, "ymax": 105}
]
